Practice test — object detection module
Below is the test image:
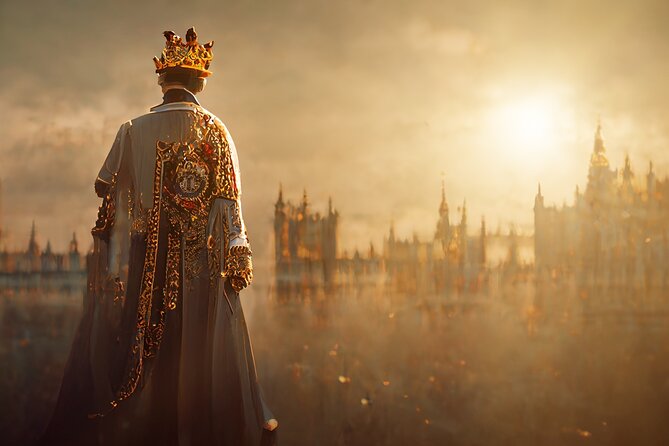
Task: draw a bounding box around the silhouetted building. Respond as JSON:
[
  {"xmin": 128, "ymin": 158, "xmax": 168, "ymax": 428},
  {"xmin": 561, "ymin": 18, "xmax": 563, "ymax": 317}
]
[
  {"xmin": 534, "ymin": 122, "xmax": 669, "ymax": 303},
  {"xmin": 0, "ymin": 221, "xmax": 85, "ymax": 292},
  {"xmin": 273, "ymin": 182, "xmax": 521, "ymax": 299},
  {"xmin": 384, "ymin": 182, "xmax": 490, "ymax": 295},
  {"xmin": 274, "ymin": 187, "xmax": 340, "ymax": 296}
]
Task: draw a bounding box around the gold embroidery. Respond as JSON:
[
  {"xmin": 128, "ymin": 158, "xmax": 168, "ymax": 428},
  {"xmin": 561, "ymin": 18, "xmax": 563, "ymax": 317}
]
[
  {"xmin": 115, "ymin": 141, "xmax": 166, "ymax": 402},
  {"xmin": 91, "ymin": 173, "xmax": 117, "ymax": 240},
  {"xmin": 159, "ymin": 107, "xmax": 240, "ymax": 282},
  {"xmin": 103, "ymin": 106, "xmax": 244, "ymax": 414},
  {"xmin": 130, "ymin": 209, "xmax": 150, "ymax": 233},
  {"xmin": 159, "ymin": 138, "xmax": 212, "ymax": 282},
  {"xmin": 165, "ymin": 230, "xmax": 180, "ymax": 310},
  {"xmin": 196, "ymin": 111, "xmax": 239, "ymax": 201},
  {"xmin": 144, "ymin": 301, "xmax": 166, "ymax": 359},
  {"xmin": 208, "ymin": 213, "xmax": 222, "ymax": 286},
  {"xmin": 231, "ymin": 202, "xmax": 242, "ymax": 229},
  {"xmin": 183, "ymin": 227, "xmax": 206, "ymax": 280},
  {"xmin": 223, "ymin": 245, "xmax": 253, "ymax": 292}
]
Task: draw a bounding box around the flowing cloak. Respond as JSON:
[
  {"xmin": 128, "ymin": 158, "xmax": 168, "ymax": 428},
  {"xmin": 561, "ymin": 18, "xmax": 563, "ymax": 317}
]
[{"xmin": 38, "ymin": 91, "xmax": 277, "ymax": 446}]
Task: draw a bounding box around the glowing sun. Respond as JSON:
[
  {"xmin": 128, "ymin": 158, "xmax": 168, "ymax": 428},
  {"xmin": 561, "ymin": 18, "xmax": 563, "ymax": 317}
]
[{"xmin": 491, "ymin": 96, "xmax": 562, "ymax": 149}]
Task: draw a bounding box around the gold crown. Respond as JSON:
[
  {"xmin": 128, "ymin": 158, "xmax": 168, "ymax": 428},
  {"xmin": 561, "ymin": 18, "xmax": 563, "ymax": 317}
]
[{"xmin": 153, "ymin": 27, "xmax": 214, "ymax": 77}]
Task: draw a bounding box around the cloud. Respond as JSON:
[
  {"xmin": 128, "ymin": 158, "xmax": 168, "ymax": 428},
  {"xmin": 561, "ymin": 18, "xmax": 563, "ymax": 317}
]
[
  {"xmin": 404, "ymin": 19, "xmax": 482, "ymax": 55},
  {"xmin": 1, "ymin": 0, "xmax": 669, "ymax": 256}
]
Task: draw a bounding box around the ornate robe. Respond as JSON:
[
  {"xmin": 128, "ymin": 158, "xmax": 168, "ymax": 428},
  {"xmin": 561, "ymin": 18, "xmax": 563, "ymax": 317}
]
[{"xmin": 40, "ymin": 89, "xmax": 276, "ymax": 446}]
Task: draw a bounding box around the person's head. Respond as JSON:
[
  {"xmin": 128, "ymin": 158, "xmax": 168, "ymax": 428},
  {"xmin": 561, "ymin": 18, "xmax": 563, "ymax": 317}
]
[{"xmin": 157, "ymin": 68, "xmax": 207, "ymax": 95}]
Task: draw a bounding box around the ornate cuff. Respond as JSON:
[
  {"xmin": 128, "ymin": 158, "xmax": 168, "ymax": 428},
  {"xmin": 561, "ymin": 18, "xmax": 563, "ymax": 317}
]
[
  {"xmin": 92, "ymin": 174, "xmax": 117, "ymax": 240},
  {"xmin": 223, "ymin": 245, "xmax": 253, "ymax": 291}
]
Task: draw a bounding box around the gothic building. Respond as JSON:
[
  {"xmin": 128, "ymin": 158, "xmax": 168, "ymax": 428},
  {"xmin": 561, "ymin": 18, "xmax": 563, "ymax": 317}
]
[
  {"xmin": 383, "ymin": 184, "xmax": 488, "ymax": 295},
  {"xmin": 534, "ymin": 123, "xmax": 669, "ymax": 302},
  {"xmin": 274, "ymin": 187, "xmax": 339, "ymax": 296},
  {"xmin": 0, "ymin": 221, "xmax": 86, "ymax": 292},
  {"xmin": 273, "ymin": 182, "xmax": 504, "ymax": 299}
]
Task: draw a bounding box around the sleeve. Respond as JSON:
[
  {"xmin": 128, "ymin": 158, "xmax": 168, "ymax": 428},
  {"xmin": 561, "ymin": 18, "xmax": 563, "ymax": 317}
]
[
  {"xmin": 95, "ymin": 121, "xmax": 131, "ymax": 198},
  {"xmin": 219, "ymin": 197, "xmax": 253, "ymax": 292},
  {"xmin": 216, "ymin": 123, "xmax": 253, "ymax": 292}
]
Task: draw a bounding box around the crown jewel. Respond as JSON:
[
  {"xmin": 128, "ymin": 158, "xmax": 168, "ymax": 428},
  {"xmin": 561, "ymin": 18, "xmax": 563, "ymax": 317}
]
[{"xmin": 153, "ymin": 27, "xmax": 214, "ymax": 77}]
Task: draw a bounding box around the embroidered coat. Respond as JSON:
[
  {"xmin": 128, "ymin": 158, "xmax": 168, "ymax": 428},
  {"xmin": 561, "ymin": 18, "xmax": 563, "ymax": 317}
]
[{"xmin": 39, "ymin": 89, "xmax": 276, "ymax": 446}]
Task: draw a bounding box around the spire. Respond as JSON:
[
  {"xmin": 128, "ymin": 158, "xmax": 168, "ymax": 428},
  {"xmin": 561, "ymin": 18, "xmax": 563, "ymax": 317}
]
[
  {"xmin": 277, "ymin": 183, "xmax": 284, "ymax": 204},
  {"xmin": 622, "ymin": 154, "xmax": 634, "ymax": 184},
  {"xmin": 647, "ymin": 160, "xmax": 657, "ymax": 200},
  {"xmin": 45, "ymin": 240, "xmax": 52, "ymax": 255},
  {"xmin": 460, "ymin": 199, "xmax": 467, "ymax": 236},
  {"xmin": 302, "ymin": 188, "xmax": 308, "ymax": 209},
  {"xmin": 274, "ymin": 183, "xmax": 286, "ymax": 216},
  {"xmin": 439, "ymin": 179, "xmax": 449, "ymax": 217},
  {"xmin": 589, "ymin": 119, "xmax": 609, "ymax": 168},
  {"xmin": 389, "ymin": 219, "xmax": 395, "ymax": 241},
  {"xmin": 594, "ymin": 119, "xmax": 605, "ymax": 154},
  {"xmin": 435, "ymin": 178, "xmax": 451, "ymax": 242},
  {"xmin": 27, "ymin": 220, "xmax": 39, "ymax": 256},
  {"xmin": 534, "ymin": 183, "xmax": 545, "ymax": 210},
  {"xmin": 328, "ymin": 196, "xmax": 333, "ymax": 214},
  {"xmin": 70, "ymin": 232, "xmax": 79, "ymax": 254}
]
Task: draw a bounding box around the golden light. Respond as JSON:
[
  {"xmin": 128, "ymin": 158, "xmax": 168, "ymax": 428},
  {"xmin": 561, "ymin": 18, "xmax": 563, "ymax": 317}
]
[
  {"xmin": 486, "ymin": 92, "xmax": 572, "ymax": 167},
  {"xmin": 495, "ymin": 98, "xmax": 556, "ymax": 145}
]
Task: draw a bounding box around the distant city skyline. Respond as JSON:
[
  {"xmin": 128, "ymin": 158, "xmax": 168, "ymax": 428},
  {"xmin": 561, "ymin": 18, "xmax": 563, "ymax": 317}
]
[{"xmin": 0, "ymin": 123, "xmax": 667, "ymax": 261}]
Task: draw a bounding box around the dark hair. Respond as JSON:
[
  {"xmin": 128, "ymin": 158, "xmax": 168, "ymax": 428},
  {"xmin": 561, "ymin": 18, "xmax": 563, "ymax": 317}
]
[{"xmin": 158, "ymin": 68, "xmax": 206, "ymax": 94}]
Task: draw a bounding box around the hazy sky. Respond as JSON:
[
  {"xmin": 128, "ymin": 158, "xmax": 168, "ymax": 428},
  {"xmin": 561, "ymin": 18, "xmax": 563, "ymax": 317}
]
[{"xmin": 1, "ymin": 0, "xmax": 668, "ymax": 263}]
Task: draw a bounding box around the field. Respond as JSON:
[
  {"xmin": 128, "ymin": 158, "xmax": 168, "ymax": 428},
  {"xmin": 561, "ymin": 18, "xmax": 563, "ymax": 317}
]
[{"xmin": 2, "ymin": 284, "xmax": 669, "ymax": 445}]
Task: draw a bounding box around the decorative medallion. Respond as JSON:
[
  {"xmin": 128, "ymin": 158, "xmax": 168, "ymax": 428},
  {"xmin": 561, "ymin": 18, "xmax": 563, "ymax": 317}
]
[{"xmin": 176, "ymin": 159, "xmax": 209, "ymax": 198}]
